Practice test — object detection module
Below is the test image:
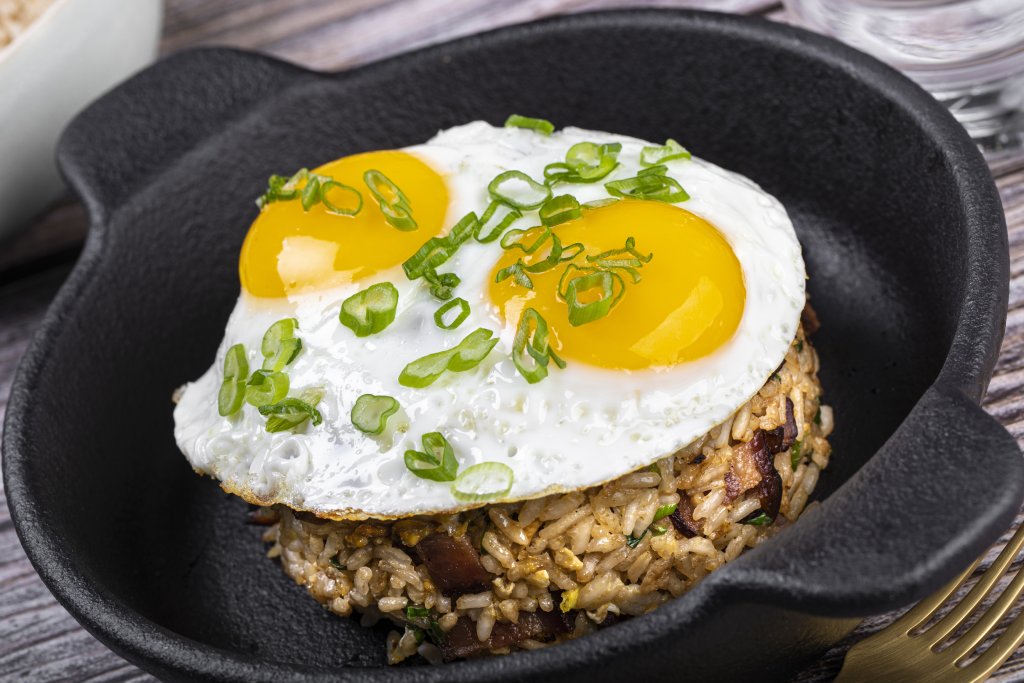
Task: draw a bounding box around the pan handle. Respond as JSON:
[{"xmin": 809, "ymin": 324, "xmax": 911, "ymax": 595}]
[
  {"xmin": 56, "ymin": 48, "xmax": 313, "ymax": 222},
  {"xmin": 720, "ymin": 380, "xmax": 1024, "ymax": 616}
]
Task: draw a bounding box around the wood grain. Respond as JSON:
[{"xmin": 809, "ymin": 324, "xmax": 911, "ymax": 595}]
[{"xmin": 1, "ymin": 1, "xmax": 1023, "ymax": 681}]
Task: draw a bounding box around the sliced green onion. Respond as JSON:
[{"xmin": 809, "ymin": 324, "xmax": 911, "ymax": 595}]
[
  {"xmin": 585, "ymin": 236, "xmax": 653, "ymax": 283},
  {"xmin": 404, "ymin": 431, "xmax": 459, "ymax": 482},
  {"xmin": 605, "ymin": 172, "xmax": 689, "ymax": 203},
  {"xmin": 495, "ymin": 261, "xmax": 534, "ymax": 290},
  {"xmin": 351, "ymin": 394, "xmax": 400, "ymax": 435},
  {"xmin": 476, "ymin": 201, "xmax": 521, "ymax": 243},
  {"xmin": 403, "ymin": 237, "xmax": 455, "ymax": 280},
  {"xmin": 562, "ymin": 269, "xmax": 624, "ymax": 326},
  {"xmin": 582, "ymin": 198, "xmax": 619, "ymax": 210},
  {"xmin": 545, "ymin": 141, "xmax": 621, "ymax": 185},
  {"xmin": 364, "ymin": 169, "xmax": 416, "ymax": 231},
  {"xmin": 790, "ymin": 439, "xmax": 804, "ymax": 470},
  {"xmin": 742, "ymin": 511, "xmax": 773, "ymax": 526},
  {"xmin": 504, "ymin": 114, "xmax": 554, "ymax": 135},
  {"xmin": 300, "ymin": 175, "xmax": 322, "ymax": 211},
  {"xmin": 523, "ymin": 233, "xmax": 578, "ymax": 275},
  {"xmin": 339, "ymin": 282, "xmax": 399, "ymax": 337},
  {"xmin": 637, "ymin": 164, "xmax": 668, "ymax": 177},
  {"xmin": 512, "ymin": 308, "xmax": 566, "ymax": 384},
  {"xmin": 539, "ymin": 194, "xmax": 581, "ymax": 227},
  {"xmin": 651, "ymin": 524, "xmax": 667, "ymax": 536},
  {"xmin": 406, "ymin": 605, "xmax": 430, "ymax": 619},
  {"xmin": 434, "ymin": 298, "xmax": 470, "ymax": 330},
  {"xmin": 640, "ymin": 138, "xmax": 691, "ymax": 166},
  {"xmin": 814, "ymin": 407, "xmax": 822, "ymax": 425},
  {"xmin": 447, "ymin": 211, "xmax": 480, "ymax": 247},
  {"xmin": 625, "ymin": 529, "xmax": 648, "ymax": 548},
  {"xmin": 488, "ymin": 170, "xmax": 551, "ymax": 210},
  {"xmin": 244, "ymin": 370, "xmax": 289, "ymax": 407},
  {"xmin": 261, "ymin": 319, "xmax": 302, "ymax": 372},
  {"xmin": 256, "ymin": 173, "xmax": 298, "ymax": 208},
  {"xmin": 260, "ymin": 388, "xmax": 323, "ymax": 433},
  {"xmin": 500, "ymin": 226, "xmax": 552, "ymax": 254},
  {"xmin": 451, "ymin": 462, "xmax": 514, "ymax": 502},
  {"xmin": 321, "ymin": 180, "xmax": 363, "ymax": 216},
  {"xmin": 423, "ymin": 270, "xmax": 460, "ymax": 300},
  {"xmin": 218, "ymin": 343, "xmax": 249, "ymax": 416},
  {"xmin": 398, "ymin": 328, "xmax": 498, "ymax": 388},
  {"xmin": 653, "ymin": 503, "xmax": 678, "ymax": 521},
  {"xmin": 379, "ymin": 200, "xmax": 417, "ymax": 231}
]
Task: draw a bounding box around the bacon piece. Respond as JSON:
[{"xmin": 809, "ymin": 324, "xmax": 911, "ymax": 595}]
[
  {"xmin": 438, "ymin": 608, "xmax": 575, "ymax": 660},
  {"xmin": 724, "ymin": 471, "xmax": 742, "ymax": 502},
  {"xmin": 416, "ymin": 533, "xmax": 492, "ymax": 597},
  {"xmin": 668, "ymin": 496, "xmax": 701, "ymax": 538},
  {"xmin": 763, "ymin": 398, "xmax": 797, "ymax": 455},
  {"xmin": 741, "ymin": 430, "xmax": 783, "ymax": 522},
  {"xmin": 801, "ymin": 302, "xmax": 820, "ymax": 335}
]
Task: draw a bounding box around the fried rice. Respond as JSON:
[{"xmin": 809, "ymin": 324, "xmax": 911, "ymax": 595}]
[{"xmin": 259, "ymin": 321, "xmax": 832, "ymax": 664}]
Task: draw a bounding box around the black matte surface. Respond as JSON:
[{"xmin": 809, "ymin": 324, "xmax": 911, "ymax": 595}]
[{"xmin": 4, "ymin": 9, "xmax": 1021, "ymax": 682}]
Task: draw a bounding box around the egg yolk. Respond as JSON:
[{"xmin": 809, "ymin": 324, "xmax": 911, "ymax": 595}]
[
  {"xmin": 489, "ymin": 200, "xmax": 745, "ymax": 370},
  {"xmin": 240, "ymin": 150, "xmax": 448, "ymax": 297}
]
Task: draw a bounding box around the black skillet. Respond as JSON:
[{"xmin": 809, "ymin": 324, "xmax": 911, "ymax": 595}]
[{"xmin": 4, "ymin": 9, "xmax": 1022, "ymax": 682}]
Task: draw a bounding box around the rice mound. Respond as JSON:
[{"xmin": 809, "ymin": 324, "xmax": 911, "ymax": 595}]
[{"xmin": 261, "ymin": 322, "xmax": 832, "ymax": 664}]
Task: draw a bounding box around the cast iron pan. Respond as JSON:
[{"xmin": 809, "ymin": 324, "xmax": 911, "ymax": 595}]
[{"xmin": 4, "ymin": 9, "xmax": 1022, "ymax": 682}]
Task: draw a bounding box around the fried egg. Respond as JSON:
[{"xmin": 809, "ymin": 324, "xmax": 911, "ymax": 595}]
[{"xmin": 173, "ymin": 121, "xmax": 805, "ymax": 519}]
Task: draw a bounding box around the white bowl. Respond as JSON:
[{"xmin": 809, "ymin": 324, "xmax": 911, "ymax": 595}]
[{"xmin": 0, "ymin": 0, "xmax": 163, "ymax": 243}]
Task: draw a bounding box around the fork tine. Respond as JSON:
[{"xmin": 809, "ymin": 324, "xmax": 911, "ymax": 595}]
[
  {"xmin": 939, "ymin": 553, "xmax": 1024, "ymax": 661},
  {"xmin": 918, "ymin": 524, "xmax": 1024, "ymax": 648},
  {"xmin": 878, "ymin": 559, "xmax": 981, "ymax": 641},
  {"xmin": 961, "ymin": 599, "xmax": 1024, "ymax": 680}
]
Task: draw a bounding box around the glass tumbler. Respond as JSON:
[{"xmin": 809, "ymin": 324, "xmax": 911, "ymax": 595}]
[{"xmin": 783, "ymin": 0, "xmax": 1024, "ymax": 168}]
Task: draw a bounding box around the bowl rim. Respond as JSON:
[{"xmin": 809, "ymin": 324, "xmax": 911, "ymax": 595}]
[{"xmin": 2, "ymin": 7, "xmax": 1014, "ymax": 681}]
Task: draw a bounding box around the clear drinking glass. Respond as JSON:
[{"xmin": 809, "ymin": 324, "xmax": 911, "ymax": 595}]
[{"xmin": 783, "ymin": 0, "xmax": 1024, "ymax": 169}]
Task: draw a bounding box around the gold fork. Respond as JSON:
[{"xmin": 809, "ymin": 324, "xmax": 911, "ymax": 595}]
[{"xmin": 836, "ymin": 523, "xmax": 1024, "ymax": 682}]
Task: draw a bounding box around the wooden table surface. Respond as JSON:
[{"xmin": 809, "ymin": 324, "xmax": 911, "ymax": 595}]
[{"xmin": 2, "ymin": 1, "xmax": 1023, "ymax": 681}]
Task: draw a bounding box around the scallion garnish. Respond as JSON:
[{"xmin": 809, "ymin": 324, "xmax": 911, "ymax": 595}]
[
  {"xmin": 814, "ymin": 407, "xmax": 822, "ymax": 425},
  {"xmin": 351, "ymin": 394, "xmax": 400, "ymax": 435},
  {"xmin": 544, "ymin": 141, "xmax": 621, "ymax": 185},
  {"xmin": 301, "ymin": 174, "xmax": 322, "ymax": 211},
  {"xmin": 364, "ymin": 169, "xmax": 417, "ymax": 231},
  {"xmin": 434, "ymin": 298, "xmax": 470, "ymax": 330},
  {"xmin": 560, "ymin": 268, "xmax": 625, "ymax": 326},
  {"xmin": 261, "ymin": 319, "xmax": 302, "ymax": 372},
  {"xmin": 500, "ymin": 226, "xmax": 553, "ymax": 254},
  {"xmin": 653, "ymin": 503, "xmax": 678, "ymax": 521},
  {"xmin": 256, "ymin": 169, "xmax": 305, "ymax": 208},
  {"xmin": 423, "ymin": 269, "xmax": 460, "ymax": 300},
  {"xmin": 495, "ymin": 261, "xmax": 534, "ymax": 290},
  {"xmin": 405, "ymin": 605, "xmax": 431, "ymax": 619},
  {"xmin": 476, "ymin": 201, "xmax": 521, "ymax": 243},
  {"xmin": 404, "ymin": 432, "xmax": 459, "ymax": 482},
  {"xmin": 488, "ymin": 170, "xmax": 551, "ymax": 210},
  {"xmin": 625, "ymin": 529, "xmax": 648, "ymax": 548},
  {"xmin": 605, "ymin": 172, "xmax": 689, "ymax": 203},
  {"xmin": 582, "ymin": 198, "xmax": 618, "ymax": 210},
  {"xmin": 742, "ymin": 511, "xmax": 772, "ymax": 526},
  {"xmin": 260, "ymin": 388, "xmax": 323, "ymax": 433},
  {"xmin": 339, "ymin": 282, "xmax": 399, "ymax": 337},
  {"xmin": 539, "ymin": 194, "xmax": 581, "ymax": 227},
  {"xmin": 512, "ymin": 308, "xmax": 566, "ymax": 384},
  {"xmin": 639, "ymin": 138, "xmax": 691, "ymax": 166},
  {"xmin": 637, "ymin": 164, "xmax": 668, "ymax": 177},
  {"xmin": 451, "ymin": 462, "xmax": 515, "ymax": 502},
  {"xmin": 651, "ymin": 524, "xmax": 667, "ymax": 536},
  {"xmin": 244, "ymin": 370, "xmax": 289, "ymax": 407},
  {"xmin": 585, "ymin": 236, "xmax": 653, "ymax": 283},
  {"xmin": 218, "ymin": 343, "xmax": 249, "ymax": 416},
  {"xmin": 402, "ymin": 212, "xmax": 479, "ymax": 281},
  {"xmin": 504, "ymin": 114, "xmax": 555, "ymax": 135},
  {"xmin": 320, "ymin": 180, "xmax": 363, "ymax": 216},
  {"xmin": 398, "ymin": 328, "xmax": 498, "ymax": 388},
  {"xmin": 790, "ymin": 439, "xmax": 804, "ymax": 470}
]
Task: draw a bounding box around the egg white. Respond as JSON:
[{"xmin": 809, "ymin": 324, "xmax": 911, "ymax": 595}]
[{"xmin": 173, "ymin": 122, "xmax": 805, "ymax": 518}]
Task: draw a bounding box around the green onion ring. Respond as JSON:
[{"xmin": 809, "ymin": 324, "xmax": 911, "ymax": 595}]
[
  {"xmin": 320, "ymin": 180, "xmax": 363, "ymax": 216},
  {"xmin": 476, "ymin": 201, "xmax": 521, "ymax": 243},
  {"xmin": 339, "ymin": 282, "xmax": 399, "ymax": 337},
  {"xmin": 451, "ymin": 462, "xmax": 515, "ymax": 502},
  {"xmin": 512, "ymin": 308, "xmax": 566, "ymax": 384},
  {"xmin": 562, "ymin": 269, "xmax": 625, "ymax": 326},
  {"xmin": 488, "ymin": 170, "xmax": 551, "ymax": 210},
  {"xmin": 404, "ymin": 431, "xmax": 459, "ymax": 482},
  {"xmin": 640, "ymin": 138, "xmax": 691, "ymax": 166},
  {"xmin": 398, "ymin": 328, "xmax": 498, "ymax": 388},
  {"xmin": 351, "ymin": 394, "xmax": 400, "ymax": 435},
  {"xmin": 539, "ymin": 194, "xmax": 581, "ymax": 227},
  {"xmin": 504, "ymin": 114, "xmax": 555, "ymax": 135},
  {"xmin": 244, "ymin": 369, "xmax": 290, "ymax": 407},
  {"xmin": 434, "ymin": 298, "xmax": 470, "ymax": 330},
  {"xmin": 260, "ymin": 388, "xmax": 323, "ymax": 432}
]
